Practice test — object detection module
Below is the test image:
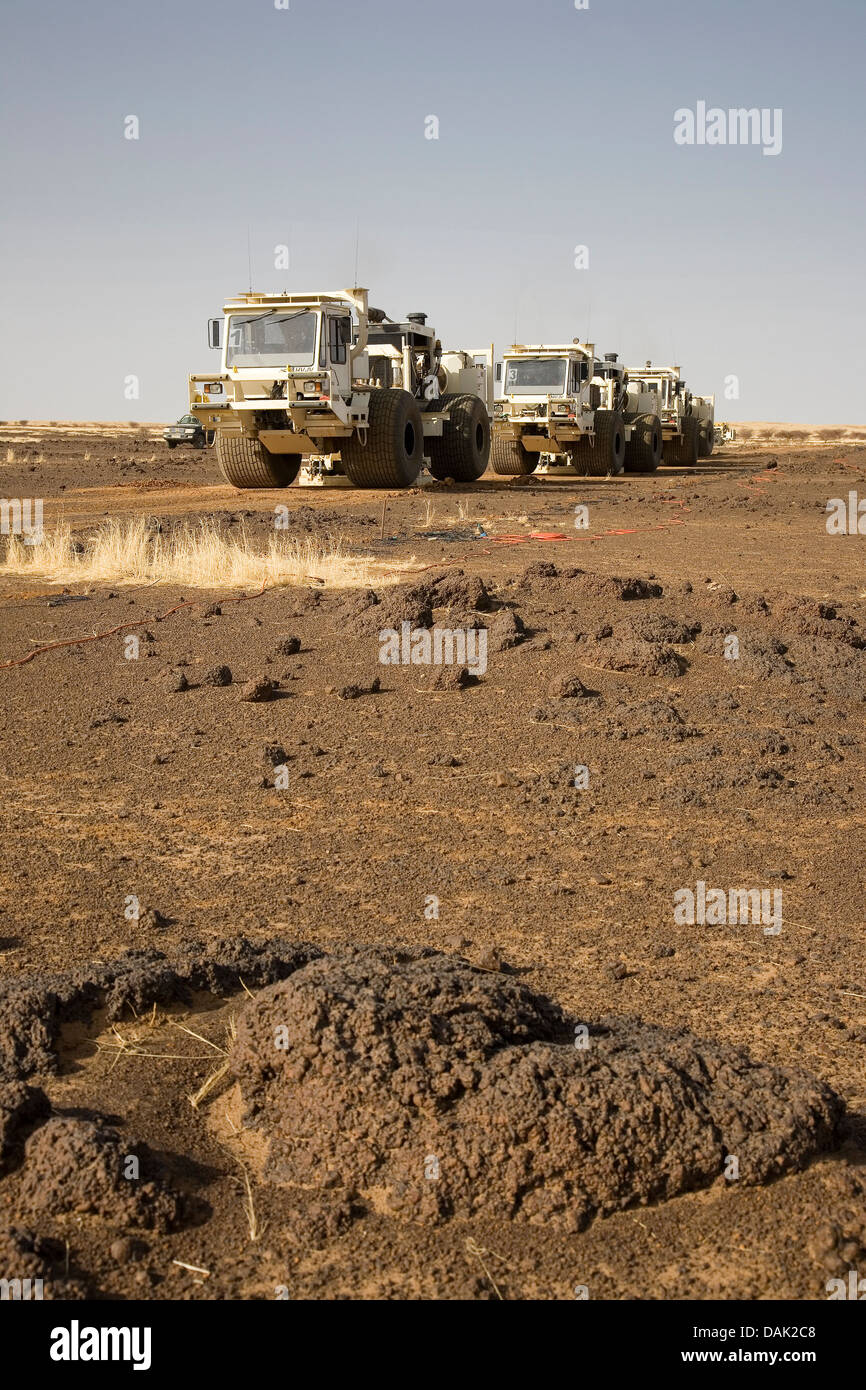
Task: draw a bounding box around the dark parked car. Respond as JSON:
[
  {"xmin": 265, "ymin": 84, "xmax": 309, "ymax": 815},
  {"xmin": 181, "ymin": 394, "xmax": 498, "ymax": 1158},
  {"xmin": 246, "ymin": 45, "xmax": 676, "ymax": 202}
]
[{"xmin": 163, "ymin": 414, "xmax": 212, "ymax": 450}]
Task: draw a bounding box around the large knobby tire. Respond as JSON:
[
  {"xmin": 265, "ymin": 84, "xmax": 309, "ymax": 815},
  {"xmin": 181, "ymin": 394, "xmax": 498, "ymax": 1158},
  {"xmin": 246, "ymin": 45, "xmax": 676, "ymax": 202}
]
[
  {"xmin": 590, "ymin": 410, "xmax": 626, "ymax": 476},
  {"xmin": 216, "ymin": 433, "xmax": 301, "ymax": 488},
  {"xmin": 564, "ymin": 439, "xmax": 591, "ymax": 476},
  {"xmin": 425, "ymin": 393, "xmax": 490, "ymax": 482},
  {"xmin": 698, "ymin": 420, "xmax": 715, "ymax": 458},
  {"xmin": 491, "ymin": 431, "xmax": 537, "ymax": 476},
  {"xmin": 340, "ymin": 389, "xmax": 424, "ymax": 488},
  {"xmin": 665, "ymin": 416, "xmax": 700, "ymax": 467},
  {"xmin": 624, "ymin": 414, "xmax": 661, "ymax": 474}
]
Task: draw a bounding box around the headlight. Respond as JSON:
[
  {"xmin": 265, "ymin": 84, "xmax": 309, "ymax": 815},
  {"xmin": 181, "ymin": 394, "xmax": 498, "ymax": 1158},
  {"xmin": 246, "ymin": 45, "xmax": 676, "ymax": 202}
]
[{"xmin": 303, "ymin": 380, "xmax": 320, "ymax": 393}]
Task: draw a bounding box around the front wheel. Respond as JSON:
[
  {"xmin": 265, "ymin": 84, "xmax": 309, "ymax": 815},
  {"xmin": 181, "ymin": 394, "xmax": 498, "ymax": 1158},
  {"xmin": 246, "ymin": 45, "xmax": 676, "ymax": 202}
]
[
  {"xmin": 491, "ymin": 431, "xmax": 536, "ymax": 476},
  {"xmin": 216, "ymin": 433, "xmax": 301, "ymax": 488},
  {"xmin": 425, "ymin": 393, "xmax": 490, "ymax": 481},
  {"xmin": 340, "ymin": 389, "xmax": 424, "ymax": 488}
]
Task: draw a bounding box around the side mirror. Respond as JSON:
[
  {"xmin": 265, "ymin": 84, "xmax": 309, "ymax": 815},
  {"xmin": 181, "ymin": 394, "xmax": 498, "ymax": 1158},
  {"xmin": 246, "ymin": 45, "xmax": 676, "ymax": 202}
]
[
  {"xmin": 495, "ymin": 362, "xmax": 502, "ymax": 382},
  {"xmin": 207, "ymin": 318, "xmax": 222, "ymax": 350}
]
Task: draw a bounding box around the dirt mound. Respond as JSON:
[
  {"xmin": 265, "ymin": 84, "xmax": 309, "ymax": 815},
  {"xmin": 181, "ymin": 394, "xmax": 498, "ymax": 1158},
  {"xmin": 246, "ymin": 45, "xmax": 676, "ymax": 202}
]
[
  {"xmin": 516, "ymin": 563, "xmax": 663, "ymax": 603},
  {"xmin": 19, "ymin": 1117, "xmax": 183, "ymax": 1231},
  {"xmin": 735, "ymin": 635, "xmax": 796, "ymax": 682},
  {"xmin": 616, "ymin": 613, "xmax": 701, "ymax": 645},
  {"xmin": 362, "ymin": 581, "xmax": 434, "ymax": 632},
  {"xmin": 0, "ymin": 938, "xmax": 322, "ymax": 1080},
  {"xmin": 769, "ymin": 597, "xmax": 864, "ymax": 648},
  {"xmin": 427, "ymin": 569, "xmax": 491, "ymax": 612},
  {"xmin": 581, "ymin": 637, "xmax": 687, "ymax": 678},
  {"xmin": 230, "ymin": 947, "xmax": 841, "ymax": 1232}
]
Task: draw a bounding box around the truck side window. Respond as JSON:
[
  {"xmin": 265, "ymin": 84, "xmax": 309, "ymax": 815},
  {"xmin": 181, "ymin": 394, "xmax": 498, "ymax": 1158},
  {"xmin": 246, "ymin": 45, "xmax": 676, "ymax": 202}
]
[{"xmin": 329, "ymin": 316, "xmax": 350, "ymax": 365}]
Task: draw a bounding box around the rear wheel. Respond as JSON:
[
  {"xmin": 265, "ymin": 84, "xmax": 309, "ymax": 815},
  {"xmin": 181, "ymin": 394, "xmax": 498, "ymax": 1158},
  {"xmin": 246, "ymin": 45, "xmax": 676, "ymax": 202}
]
[
  {"xmin": 590, "ymin": 410, "xmax": 626, "ymax": 476},
  {"xmin": 624, "ymin": 413, "xmax": 661, "ymax": 474},
  {"xmin": 491, "ymin": 431, "xmax": 536, "ymax": 476},
  {"xmin": 340, "ymin": 389, "xmax": 424, "ymax": 488},
  {"xmin": 698, "ymin": 420, "xmax": 715, "ymax": 458},
  {"xmin": 425, "ymin": 393, "xmax": 490, "ymax": 481},
  {"xmin": 166, "ymin": 441, "xmax": 177, "ymax": 450},
  {"xmin": 665, "ymin": 416, "xmax": 700, "ymax": 467},
  {"xmin": 216, "ymin": 433, "xmax": 301, "ymax": 488}
]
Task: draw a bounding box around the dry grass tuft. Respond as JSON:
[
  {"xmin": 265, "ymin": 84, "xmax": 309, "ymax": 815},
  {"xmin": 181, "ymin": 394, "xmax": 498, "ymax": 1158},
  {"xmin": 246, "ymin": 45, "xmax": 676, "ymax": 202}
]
[{"xmin": 0, "ymin": 516, "xmax": 413, "ymax": 590}]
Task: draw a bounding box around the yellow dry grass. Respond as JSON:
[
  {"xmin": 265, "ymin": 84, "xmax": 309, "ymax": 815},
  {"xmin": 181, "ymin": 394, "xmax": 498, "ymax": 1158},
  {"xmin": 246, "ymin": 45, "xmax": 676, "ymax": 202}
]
[{"xmin": 0, "ymin": 516, "xmax": 412, "ymax": 590}]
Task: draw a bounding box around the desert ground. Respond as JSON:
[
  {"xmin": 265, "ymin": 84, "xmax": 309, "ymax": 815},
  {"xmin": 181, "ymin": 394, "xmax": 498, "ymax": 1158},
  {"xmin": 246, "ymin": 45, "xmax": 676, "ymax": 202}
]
[{"xmin": 0, "ymin": 421, "xmax": 864, "ymax": 1301}]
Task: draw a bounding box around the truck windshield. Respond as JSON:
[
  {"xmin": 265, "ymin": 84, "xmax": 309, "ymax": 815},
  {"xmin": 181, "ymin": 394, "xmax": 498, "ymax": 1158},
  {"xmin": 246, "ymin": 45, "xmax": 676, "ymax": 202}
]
[
  {"xmin": 226, "ymin": 311, "xmax": 318, "ymax": 367},
  {"xmin": 504, "ymin": 358, "xmax": 567, "ymax": 395}
]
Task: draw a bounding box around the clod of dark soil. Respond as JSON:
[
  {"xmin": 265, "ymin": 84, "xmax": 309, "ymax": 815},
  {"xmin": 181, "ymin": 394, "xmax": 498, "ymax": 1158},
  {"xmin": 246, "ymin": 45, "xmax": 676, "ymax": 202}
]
[
  {"xmin": 19, "ymin": 1117, "xmax": 183, "ymax": 1231},
  {"xmin": 0, "ymin": 938, "xmax": 323, "ymax": 1080},
  {"xmin": 0, "ymin": 1225, "xmax": 89, "ymax": 1298},
  {"xmin": 548, "ymin": 675, "xmax": 592, "ymax": 699},
  {"xmin": 338, "ymin": 677, "xmax": 381, "ymax": 700},
  {"xmin": 488, "ymin": 608, "xmax": 526, "ymax": 651},
  {"xmin": 431, "ymin": 666, "xmax": 478, "ymax": 691},
  {"xmin": 274, "ymin": 635, "xmax": 301, "ymax": 656},
  {"xmin": 139, "ymin": 907, "xmax": 171, "ymax": 933},
  {"xmin": 239, "ymin": 677, "xmax": 275, "ymax": 702},
  {"xmin": 0, "ymin": 1082, "xmax": 51, "ymax": 1172},
  {"xmin": 204, "ymin": 665, "xmax": 232, "ymax": 686},
  {"xmin": 231, "ymin": 947, "xmax": 842, "ymax": 1232}
]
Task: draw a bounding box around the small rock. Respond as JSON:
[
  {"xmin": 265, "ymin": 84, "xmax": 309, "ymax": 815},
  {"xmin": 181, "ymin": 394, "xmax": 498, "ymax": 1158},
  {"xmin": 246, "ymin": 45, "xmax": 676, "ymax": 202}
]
[
  {"xmin": 275, "ymin": 635, "xmax": 302, "ymax": 656},
  {"xmin": 476, "ymin": 946, "xmax": 502, "ymax": 972},
  {"xmin": 110, "ymin": 1237, "xmax": 146, "ymax": 1264},
  {"xmin": 138, "ymin": 908, "xmax": 169, "ymax": 930},
  {"xmin": 549, "ymin": 675, "xmax": 590, "ymax": 699},
  {"xmin": 239, "ymin": 678, "xmax": 275, "ymax": 703}
]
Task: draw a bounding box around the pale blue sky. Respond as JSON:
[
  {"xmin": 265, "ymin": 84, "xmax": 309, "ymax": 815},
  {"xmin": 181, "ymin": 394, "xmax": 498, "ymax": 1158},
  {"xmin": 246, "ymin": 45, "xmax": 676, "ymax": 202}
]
[{"xmin": 1, "ymin": 0, "xmax": 863, "ymax": 422}]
